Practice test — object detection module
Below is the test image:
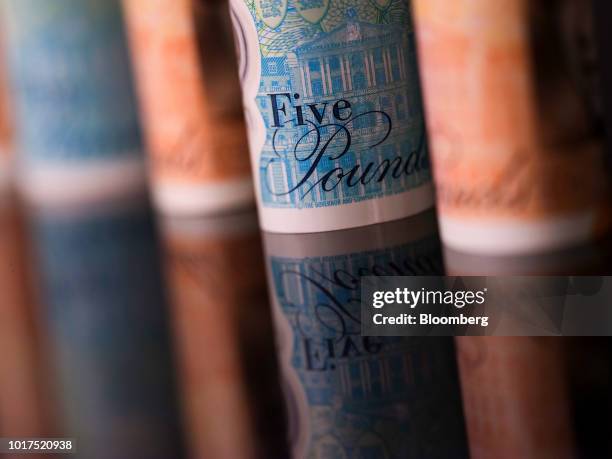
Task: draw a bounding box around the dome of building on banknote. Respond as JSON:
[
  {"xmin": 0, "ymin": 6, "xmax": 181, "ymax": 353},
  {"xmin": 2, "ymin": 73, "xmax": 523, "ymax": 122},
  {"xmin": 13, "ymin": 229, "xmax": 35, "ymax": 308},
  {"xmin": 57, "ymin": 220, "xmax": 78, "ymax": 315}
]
[
  {"xmin": 413, "ymin": 0, "xmax": 612, "ymax": 255},
  {"xmin": 230, "ymin": 0, "xmax": 435, "ymax": 232},
  {"xmin": 123, "ymin": 0, "xmax": 255, "ymax": 216}
]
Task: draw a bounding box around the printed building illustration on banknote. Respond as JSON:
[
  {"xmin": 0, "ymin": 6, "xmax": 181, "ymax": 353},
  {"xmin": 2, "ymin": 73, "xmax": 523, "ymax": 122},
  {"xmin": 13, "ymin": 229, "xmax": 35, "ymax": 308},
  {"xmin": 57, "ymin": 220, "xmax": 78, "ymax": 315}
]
[{"xmin": 232, "ymin": 0, "xmax": 434, "ymax": 232}]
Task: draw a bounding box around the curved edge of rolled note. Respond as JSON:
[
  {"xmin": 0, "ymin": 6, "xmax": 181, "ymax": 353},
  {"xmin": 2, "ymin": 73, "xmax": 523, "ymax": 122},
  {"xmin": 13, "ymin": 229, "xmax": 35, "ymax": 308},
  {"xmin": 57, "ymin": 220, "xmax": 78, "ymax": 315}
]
[
  {"xmin": 439, "ymin": 211, "xmax": 596, "ymax": 255},
  {"xmin": 230, "ymin": 0, "xmax": 267, "ymax": 225},
  {"xmin": 259, "ymin": 181, "xmax": 435, "ymax": 233},
  {"xmin": 152, "ymin": 177, "xmax": 255, "ymax": 217},
  {"xmin": 17, "ymin": 156, "xmax": 148, "ymax": 208}
]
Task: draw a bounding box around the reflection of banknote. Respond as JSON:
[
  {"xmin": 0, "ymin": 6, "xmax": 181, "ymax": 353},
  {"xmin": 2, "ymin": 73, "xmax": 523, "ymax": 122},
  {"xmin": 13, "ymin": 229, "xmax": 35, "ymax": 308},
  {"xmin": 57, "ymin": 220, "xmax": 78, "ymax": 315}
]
[
  {"xmin": 445, "ymin": 232, "xmax": 578, "ymax": 458},
  {"xmin": 1, "ymin": 0, "xmax": 146, "ymax": 205},
  {"xmin": 414, "ymin": 0, "xmax": 611, "ymax": 254},
  {"xmin": 456, "ymin": 337, "xmax": 575, "ymax": 459},
  {"xmin": 263, "ymin": 211, "xmax": 469, "ymax": 458},
  {"xmin": 0, "ymin": 42, "xmax": 49, "ymax": 452},
  {"xmin": 160, "ymin": 211, "xmax": 286, "ymax": 459},
  {"xmin": 29, "ymin": 198, "xmax": 185, "ymax": 459},
  {"xmin": 231, "ymin": 0, "xmax": 434, "ymax": 232},
  {"xmin": 0, "ymin": 194, "xmax": 51, "ymax": 455},
  {"xmin": 123, "ymin": 0, "xmax": 254, "ymax": 215}
]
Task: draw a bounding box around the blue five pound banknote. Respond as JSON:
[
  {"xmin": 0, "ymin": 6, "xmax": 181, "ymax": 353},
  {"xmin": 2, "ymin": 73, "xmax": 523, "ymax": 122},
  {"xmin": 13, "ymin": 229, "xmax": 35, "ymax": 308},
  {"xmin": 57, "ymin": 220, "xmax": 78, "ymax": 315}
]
[
  {"xmin": 2, "ymin": 0, "xmax": 142, "ymax": 164},
  {"xmin": 231, "ymin": 0, "xmax": 434, "ymax": 232},
  {"xmin": 1, "ymin": 0, "xmax": 145, "ymax": 205}
]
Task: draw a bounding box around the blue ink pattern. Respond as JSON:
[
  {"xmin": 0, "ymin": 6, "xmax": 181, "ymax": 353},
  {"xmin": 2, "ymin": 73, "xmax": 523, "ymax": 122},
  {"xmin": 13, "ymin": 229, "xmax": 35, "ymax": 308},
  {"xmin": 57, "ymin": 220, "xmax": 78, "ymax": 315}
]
[
  {"xmin": 247, "ymin": 0, "xmax": 431, "ymax": 209},
  {"xmin": 269, "ymin": 234, "xmax": 469, "ymax": 457},
  {"xmin": 3, "ymin": 0, "xmax": 142, "ymax": 164}
]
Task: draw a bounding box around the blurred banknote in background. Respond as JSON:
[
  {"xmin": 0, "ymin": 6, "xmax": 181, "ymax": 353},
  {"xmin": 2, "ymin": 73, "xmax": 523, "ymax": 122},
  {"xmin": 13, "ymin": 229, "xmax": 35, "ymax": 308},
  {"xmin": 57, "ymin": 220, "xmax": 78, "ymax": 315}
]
[
  {"xmin": 27, "ymin": 197, "xmax": 185, "ymax": 459},
  {"xmin": 1, "ymin": 0, "xmax": 146, "ymax": 205},
  {"xmin": 230, "ymin": 0, "xmax": 434, "ymax": 233},
  {"xmin": 0, "ymin": 29, "xmax": 11, "ymax": 181},
  {"xmin": 0, "ymin": 2, "xmax": 187, "ymax": 458},
  {"xmin": 123, "ymin": 0, "xmax": 254, "ymax": 216},
  {"xmin": 443, "ymin": 206, "xmax": 609, "ymax": 459},
  {"xmin": 0, "ymin": 28, "xmax": 53, "ymax": 459},
  {"xmin": 414, "ymin": 0, "xmax": 611, "ymax": 255}
]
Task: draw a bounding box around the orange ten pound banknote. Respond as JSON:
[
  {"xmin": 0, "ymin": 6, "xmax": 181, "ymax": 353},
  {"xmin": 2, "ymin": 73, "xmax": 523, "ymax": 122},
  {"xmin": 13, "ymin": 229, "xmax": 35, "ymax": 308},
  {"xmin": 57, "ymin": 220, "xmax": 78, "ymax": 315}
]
[
  {"xmin": 123, "ymin": 0, "xmax": 254, "ymax": 215},
  {"xmin": 0, "ymin": 37, "xmax": 12, "ymax": 193},
  {"xmin": 414, "ymin": 0, "xmax": 611, "ymax": 254}
]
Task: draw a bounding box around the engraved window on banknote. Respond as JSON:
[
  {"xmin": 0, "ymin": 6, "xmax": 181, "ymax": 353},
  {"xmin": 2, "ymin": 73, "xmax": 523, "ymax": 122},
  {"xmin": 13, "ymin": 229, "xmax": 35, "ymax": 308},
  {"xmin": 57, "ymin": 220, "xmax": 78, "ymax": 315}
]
[{"xmin": 247, "ymin": 0, "xmax": 431, "ymax": 210}]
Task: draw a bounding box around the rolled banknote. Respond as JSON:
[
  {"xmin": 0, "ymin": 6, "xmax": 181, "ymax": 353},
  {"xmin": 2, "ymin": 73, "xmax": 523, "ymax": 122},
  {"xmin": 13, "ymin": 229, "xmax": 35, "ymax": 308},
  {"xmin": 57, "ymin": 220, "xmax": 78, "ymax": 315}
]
[
  {"xmin": 263, "ymin": 210, "xmax": 469, "ymax": 458},
  {"xmin": 27, "ymin": 196, "xmax": 185, "ymax": 459},
  {"xmin": 1, "ymin": 0, "xmax": 147, "ymax": 206},
  {"xmin": 123, "ymin": 0, "xmax": 254, "ymax": 216},
  {"xmin": 230, "ymin": 0, "xmax": 434, "ymax": 232},
  {"xmin": 0, "ymin": 41, "xmax": 52, "ymax": 452},
  {"xmin": 0, "ymin": 36, "xmax": 12, "ymax": 194},
  {"xmin": 414, "ymin": 0, "xmax": 611, "ymax": 254},
  {"xmin": 159, "ymin": 210, "xmax": 287, "ymax": 459}
]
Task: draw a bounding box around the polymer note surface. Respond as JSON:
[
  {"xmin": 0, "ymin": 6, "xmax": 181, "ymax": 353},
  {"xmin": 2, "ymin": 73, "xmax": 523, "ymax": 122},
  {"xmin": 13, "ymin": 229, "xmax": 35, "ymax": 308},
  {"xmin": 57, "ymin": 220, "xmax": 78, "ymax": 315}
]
[{"xmin": 231, "ymin": 0, "xmax": 433, "ymax": 232}]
